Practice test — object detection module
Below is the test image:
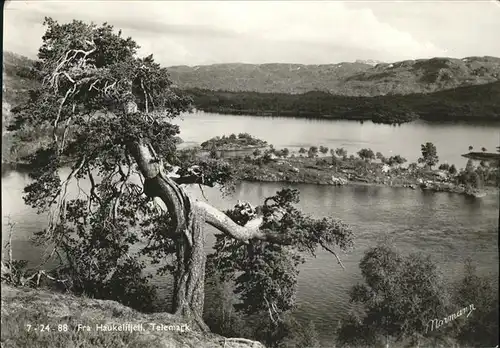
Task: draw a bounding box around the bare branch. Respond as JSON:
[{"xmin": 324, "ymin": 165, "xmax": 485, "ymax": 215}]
[
  {"xmin": 195, "ymin": 201, "xmax": 291, "ymax": 244},
  {"xmin": 87, "ymin": 167, "xmax": 101, "ymax": 204},
  {"xmin": 172, "ymin": 174, "xmax": 214, "ymax": 186},
  {"xmin": 38, "ymin": 270, "xmax": 68, "ymax": 284},
  {"xmin": 103, "ymin": 81, "xmax": 117, "ymax": 95},
  {"xmin": 49, "ymin": 44, "xmax": 97, "ymax": 87},
  {"xmin": 263, "ymin": 296, "xmax": 281, "ymax": 324},
  {"xmin": 198, "ymin": 184, "xmax": 209, "ymax": 201},
  {"xmin": 113, "ymin": 163, "xmax": 132, "ymax": 223},
  {"xmin": 62, "ymin": 71, "xmax": 75, "ymax": 84},
  {"xmin": 47, "ymin": 156, "xmax": 86, "ymax": 237},
  {"xmin": 37, "ymin": 245, "xmax": 59, "ymax": 269},
  {"xmin": 60, "ymin": 115, "xmax": 73, "ymax": 151},
  {"xmin": 89, "ymin": 79, "xmax": 99, "ymax": 91},
  {"xmin": 75, "ymin": 177, "xmax": 90, "ymax": 200},
  {"xmin": 4, "ymin": 217, "xmax": 15, "ymax": 269},
  {"xmin": 53, "ymin": 87, "xmax": 73, "ymax": 145},
  {"xmin": 20, "ymin": 269, "xmax": 69, "ymax": 287},
  {"xmin": 141, "ymin": 78, "xmax": 149, "ymax": 113},
  {"xmin": 319, "ymin": 241, "xmax": 346, "ymax": 270}
]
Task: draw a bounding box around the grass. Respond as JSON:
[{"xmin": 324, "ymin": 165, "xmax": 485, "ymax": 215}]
[
  {"xmin": 2, "ymin": 310, "xmax": 154, "ymax": 348},
  {"xmin": 1, "ymin": 285, "xmax": 158, "ymax": 348},
  {"xmin": 0, "ymin": 284, "xmax": 249, "ymax": 348}
]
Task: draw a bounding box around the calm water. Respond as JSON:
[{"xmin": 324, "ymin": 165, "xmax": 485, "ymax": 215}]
[
  {"xmin": 175, "ymin": 111, "xmax": 500, "ymax": 168},
  {"xmin": 2, "ymin": 113, "xmax": 500, "ymax": 345}
]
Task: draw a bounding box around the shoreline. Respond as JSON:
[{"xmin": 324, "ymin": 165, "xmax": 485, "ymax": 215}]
[
  {"xmin": 241, "ymin": 176, "xmax": 497, "ymax": 197},
  {"xmin": 201, "ymin": 145, "xmax": 268, "ymax": 152},
  {"xmin": 3, "ymin": 160, "xmax": 496, "ymax": 198},
  {"xmin": 231, "ymin": 156, "xmax": 498, "ymax": 198}
]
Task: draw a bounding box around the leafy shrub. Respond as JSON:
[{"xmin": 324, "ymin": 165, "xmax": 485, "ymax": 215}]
[{"xmin": 451, "ymin": 259, "xmax": 499, "ymax": 347}]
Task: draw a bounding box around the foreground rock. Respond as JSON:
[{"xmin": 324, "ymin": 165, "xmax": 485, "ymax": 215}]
[{"xmin": 1, "ymin": 284, "xmax": 265, "ymax": 348}]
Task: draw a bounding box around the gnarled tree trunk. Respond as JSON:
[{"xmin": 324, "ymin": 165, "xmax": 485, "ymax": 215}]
[
  {"xmin": 172, "ymin": 207, "xmax": 206, "ymax": 323},
  {"xmin": 127, "ymin": 139, "xmax": 209, "ymax": 329},
  {"xmin": 126, "ymin": 122, "xmax": 290, "ymax": 329}
]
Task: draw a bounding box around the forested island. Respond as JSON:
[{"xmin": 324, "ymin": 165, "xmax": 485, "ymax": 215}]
[
  {"xmin": 185, "ymin": 82, "xmax": 500, "ymax": 124},
  {"xmin": 200, "ymin": 133, "xmax": 268, "ymax": 151}
]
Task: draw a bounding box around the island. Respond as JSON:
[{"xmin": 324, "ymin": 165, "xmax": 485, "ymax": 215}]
[
  {"xmin": 200, "ymin": 133, "xmax": 268, "ymax": 151},
  {"xmin": 186, "ymin": 142, "xmax": 499, "ymax": 198},
  {"xmin": 462, "ymin": 151, "xmax": 500, "ymax": 161}
]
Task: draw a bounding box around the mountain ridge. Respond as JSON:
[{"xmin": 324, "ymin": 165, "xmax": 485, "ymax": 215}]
[
  {"xmin": 4, "ymin": 51, "xmax": 500, "ymax": 97},
  {"xmin": 166, "ymin": 56, "xmax": 500, "ymax": 96}
]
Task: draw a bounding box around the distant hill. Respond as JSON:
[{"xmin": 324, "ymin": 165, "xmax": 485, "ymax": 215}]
[
  {"xmin": 167, "ymin": 56, "xmax": 500, "ymax": 96},
  {"xmin": 2, "ymin": 51, "xmax": 38, "ymax": 133},
  {"xmin": 3, "ymin": 51, "xmax": 37, "ymax": 105},
  {"xmin": 4, "ymin": 51, "xmax": 500, "ymax": 101}
]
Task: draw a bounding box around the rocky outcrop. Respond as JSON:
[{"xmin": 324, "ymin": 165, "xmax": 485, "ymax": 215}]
[{"xmin": 330, "ymin": 175, "xmax": 347, "ymax": 186}]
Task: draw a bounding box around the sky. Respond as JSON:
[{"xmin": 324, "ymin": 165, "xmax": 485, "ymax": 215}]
[{"xmin": 3, "ymin": 1, "xmax": 500, "ymax": 67}]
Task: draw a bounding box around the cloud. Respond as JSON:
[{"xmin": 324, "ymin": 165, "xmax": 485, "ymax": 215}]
[{"xmin": 3, "ymin": 0, "xmax": 497, "ymax": 66}]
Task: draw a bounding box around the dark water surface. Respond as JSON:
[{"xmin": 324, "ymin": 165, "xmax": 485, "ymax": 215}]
[{"xmin": 2, "ymin": 114, "xmax": 499, "ymax": 345}]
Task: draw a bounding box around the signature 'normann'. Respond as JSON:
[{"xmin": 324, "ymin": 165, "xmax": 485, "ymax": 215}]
[{"xmin": 426, "ymin": 304, "xmax": 476, "ymax": 333}]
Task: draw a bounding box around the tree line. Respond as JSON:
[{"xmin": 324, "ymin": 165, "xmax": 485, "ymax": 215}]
[{"xmin": 185, "ymin": 82, "xmax": 500, "ymax": 124}]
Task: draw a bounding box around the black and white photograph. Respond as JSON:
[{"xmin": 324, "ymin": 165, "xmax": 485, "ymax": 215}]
[{"xmin": 1, "ymin": 1, "xmax": 499, "ymax": 347}]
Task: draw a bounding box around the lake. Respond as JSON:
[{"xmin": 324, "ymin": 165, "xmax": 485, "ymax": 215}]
[
  {"xmin": 2, "ymin": 113, "xmax": 499, "ymax": 345},
  {"xmin": 175, "ymin": 111, "xmax": 500, "ymax": 168}
]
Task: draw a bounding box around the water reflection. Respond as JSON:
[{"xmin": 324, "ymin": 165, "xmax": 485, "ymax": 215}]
[{"xmin": 463, "ymin": 194, "xmax": 486, "ymax": 211}]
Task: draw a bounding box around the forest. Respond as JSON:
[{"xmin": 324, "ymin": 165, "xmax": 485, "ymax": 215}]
[{"xmin": 185, "ymin": 81, "xmax": 500, "ymax": 124}]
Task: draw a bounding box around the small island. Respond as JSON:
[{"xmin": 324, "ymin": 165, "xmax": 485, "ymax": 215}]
[
  {"xmin": 200, "ymin": 133, "xmax": 268, "ymax": 151},
  {"xmin": 462, "ymin": 151, "xmax": 500, "ymax": 161},
  {"xmin": 190, "ymin": 141, "xmax": 499, "ymax": 198}
]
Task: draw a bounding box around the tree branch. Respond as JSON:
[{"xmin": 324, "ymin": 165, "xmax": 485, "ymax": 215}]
[
  {"xmin": 195, "ymin": 201, "xmax": 291, "ymax": 244},
  {"xmin": 172, "ymin": 174, "xmax": 214, "ymax": 186},
  {"xmin": 60, "ymin": 115, "xmax": 73, "ymax": 151},
  {"xmin": 319, "ymin": 241, "xmax": 346, "ymax": 270},
  {"xmin": 113, "ymin": 162, "xmax": 132, "ymax": 223},
  {"xmin": 53, "ymin": 87, "xmax": 73, "ymax": 146},
  {"xmin": 87, "ymin": 166, "xmax": 101, "ymax": 204},
  {"xmin": 141, "ymin": 78, "xmax": 149, "ymax": 114}
]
